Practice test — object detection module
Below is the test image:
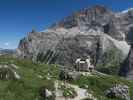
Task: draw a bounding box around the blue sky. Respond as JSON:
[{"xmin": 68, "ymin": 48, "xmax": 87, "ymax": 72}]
[{"xmin": 0, "ymin": 0, "xmax": 133, "ymax": 49}]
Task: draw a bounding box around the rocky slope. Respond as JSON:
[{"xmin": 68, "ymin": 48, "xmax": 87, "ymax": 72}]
[
  {"xmin": 120, "ymin": 44, "xmax": 133, "ymax": 79},
  {"xmin": 0, "ymin": 56, "xmax": 133, "ymax": 100},
  {"xmin": 17, "ymin": 5, "xmax": 133, "ymax": 73}
]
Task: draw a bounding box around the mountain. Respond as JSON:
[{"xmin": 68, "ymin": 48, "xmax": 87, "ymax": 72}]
[
  {"xmin": 16, "ymin": 5, "xmax": 133, "ymax": 77},
  {"xmin": 1, "ymin": 5, "xmax": 133, "ymax": 100},
  {"xmin": 0, "ymin": 48, "xmax": 15, "ymax": 56}
]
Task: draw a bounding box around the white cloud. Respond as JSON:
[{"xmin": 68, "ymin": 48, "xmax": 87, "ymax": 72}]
[
  {"xmin": 4, "ymin": 42, "xmax": 10, "ymax": 46},
  {"xmin": 0, "ymin": 42, "xmax": 17, "ymax": 49}
]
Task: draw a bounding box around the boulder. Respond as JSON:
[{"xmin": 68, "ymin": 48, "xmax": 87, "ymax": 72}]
[
  {"xmin": 59, "ymin": 69, "xmax": 81, "ymax": 81},
  {"xmin": 39, "ymin": 87, "xmax": 53, "ymax": 99},
  {"xmin": 0, "ymin": 64, "xmax": 20, "ymax": 80},
  {"xmin": 45, "ymin": 89, "xmax": 53, "ymax": 97},
  {"xmin": 105, "ymin": 84, "xmax": 130, "ymax": 100}
]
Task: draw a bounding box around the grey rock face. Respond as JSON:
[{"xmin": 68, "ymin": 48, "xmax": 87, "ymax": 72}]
[
  {"xmin": 17, "ymin": 29, "xmax": 129, "ymax": 66},
  {"xmin": 119, "ymin": 45, "xmax": 133, "ymax": 79},
  {"xmin": 105, "ymin": 84, "xmax": 130, "ymax": 100},
  {"xmin": 53, "ymin": 5, "xmax": 133, "ymax": 40},
  {"xmin": 17, "ymin": 5, "xmax": 132, "ymax": 67}
]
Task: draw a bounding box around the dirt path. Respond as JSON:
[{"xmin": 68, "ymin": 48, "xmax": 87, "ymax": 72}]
[{"xmin": 55, "ymin": 80, "xmax": 96, "ymax": 100}]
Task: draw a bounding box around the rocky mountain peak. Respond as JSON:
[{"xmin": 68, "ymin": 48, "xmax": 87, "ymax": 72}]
[
  {"xmin": 87, "ymin": 5, "xmax": 111, "ymax": 14},
  {"xmin": 53, "ymin": 5, "xmax": 113, "ymax": 29},
  {"xmin": 17, "ymin": 5, "xmax": 132, "ymax": 75}
]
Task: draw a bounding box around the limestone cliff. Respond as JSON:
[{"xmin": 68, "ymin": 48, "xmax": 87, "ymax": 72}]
[{"xmin": 17, "ymin": 5, "xmax": 132, "ymax": 67}]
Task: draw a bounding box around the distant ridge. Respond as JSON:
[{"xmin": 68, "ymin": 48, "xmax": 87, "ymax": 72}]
[{"xmin": 0, "ymin": 48, "xmax": 15, "ymax": 55}]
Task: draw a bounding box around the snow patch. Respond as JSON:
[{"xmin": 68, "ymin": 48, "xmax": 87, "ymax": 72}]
[{"xmin": 121, "ymin": 8, "xmax": 133, "ymax": 14}]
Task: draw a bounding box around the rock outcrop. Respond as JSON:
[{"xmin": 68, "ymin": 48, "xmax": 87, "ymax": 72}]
[
  {"xmin": 105, "ymin": 84, "xmax": 130, "ymax": 100},
  {"xmin": 0, "ymin": 64, "xmax": 20, "ymax": 80},
  {"xmin": 119, "ymin": 44, "xmax": 133, "ymax": 79},
  {"xmin": 17, "ymin": 5, "xmax": 133, "ymax": 67}
]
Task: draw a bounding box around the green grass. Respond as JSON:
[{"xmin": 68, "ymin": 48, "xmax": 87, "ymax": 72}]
[
  {"xmin": 0, "ymin": 55, "xmax": 133, "ymax": 100},
  {"xmin": 0, "ymin": 56, "xmax": 60, "ymax": 100},
  {"xmin": 59, "ymin": 84, "xmax": 77, "ymax": 98},
  {"xmin": 70, "ymin": 73, "xmax": 133, "ymax": 100}
]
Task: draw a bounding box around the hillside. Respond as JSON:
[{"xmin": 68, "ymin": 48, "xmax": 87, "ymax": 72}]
[{"xmin": 0, "ymin": 55, "xmax": 133, "ymax": 100}]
